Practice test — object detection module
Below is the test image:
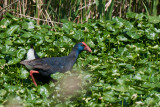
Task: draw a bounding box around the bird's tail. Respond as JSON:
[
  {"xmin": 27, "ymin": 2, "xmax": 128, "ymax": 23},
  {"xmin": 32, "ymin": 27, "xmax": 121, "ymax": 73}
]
[{"xmin": 27, "ymin": 45, "xmax": 39, "ymax": 60}]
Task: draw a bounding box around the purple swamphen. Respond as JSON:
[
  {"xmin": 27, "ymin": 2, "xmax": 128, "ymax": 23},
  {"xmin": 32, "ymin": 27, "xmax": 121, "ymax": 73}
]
[{"xmin": 20, "ymin": 42, "xmax": 92, "ymax": 86}]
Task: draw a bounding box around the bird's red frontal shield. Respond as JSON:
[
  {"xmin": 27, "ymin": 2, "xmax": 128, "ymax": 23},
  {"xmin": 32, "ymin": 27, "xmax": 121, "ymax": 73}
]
[{"xmin": 82, "ymin": 42, "xmax": 92, "ymax": 52}]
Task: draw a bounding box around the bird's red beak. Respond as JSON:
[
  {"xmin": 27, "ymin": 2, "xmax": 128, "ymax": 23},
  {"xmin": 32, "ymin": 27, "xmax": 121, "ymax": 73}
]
[{"xmin": 82, "ymin": 42, "xmax": 92, "ymax": 52}]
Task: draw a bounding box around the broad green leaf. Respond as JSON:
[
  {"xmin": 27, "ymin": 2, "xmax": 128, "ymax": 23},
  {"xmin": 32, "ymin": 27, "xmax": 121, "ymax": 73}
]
[
  {"xmin": 126, "ymin": 31, "xmax": 140, "ymax": 39},
  {"xmin": 22, "ymin": 22, "xmax": 34, "ymax": 31},
  {"xmin": 0, "ymin": 18, "xmax": 12, "ymax": 28},
  {"xmin": 8, "ymin": 58, "xmax": 20, "ymax": 65},
  {"xmin": 20, "ymin": 68, "xmax": 29, "ymax": 79},
  {"xmin": 17, "ymin": 48, "xmax": 26, "ymax": 59},
  {"xmin": 21, "ymin": 32, "xmax": 33, "ymax": 38},
  {"xmin": 117, "ymin": 35, "xmax": 128, "ymax": 41},
  {"xmin": 6, "ymin": 25, "xmax": 19, "ymax": 35},
  {"xmin": 38, "ymin": 86, "xmax": 49, "ymax": 97}
]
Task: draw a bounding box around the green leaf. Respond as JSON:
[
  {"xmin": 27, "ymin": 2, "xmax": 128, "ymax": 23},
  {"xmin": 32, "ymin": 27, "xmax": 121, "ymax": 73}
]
[
  {"xmin": 0, "ymin": 89, "xmax": 7, "ymax": 96},
  {"xmin": 38, "ymin": 86, "xmax": 49, "ymax": 97},
  {"xmin": 0, "ymin": 59, "xmax": 6, "ymax": 65},
  {"xmin": 117, "ymin": 35, "xmax": 128, "ymax": 41},
  {"xmin": 51, "ymin": 72, "xmax": 64, "ymax": 80},
  {"xmin": 133, "ymin": 73, "xmax": 142, "ymax": 80},
  {"xmin": 14, "ymin": 38, "xmax": 26, "ymax": 44},
  {"xmin": 22, "ymin": 22, "xmax": 35, "ymax": 31},
  {"xmin": 20, "ymin": 68, "xmax": 29, "ymax": 79},
  {"xmin": 21, "ymin": 32, "xmax": 33, "ymax": 38},
  {"xmin": 8, "ymin": 58, "xmax": 20, "ymax": 65},
  {"xmin": 0, "ymin": 33, "xmax": 6, "ymax": 39},
  {"xmin": 145, "ymin": 29, "xmax": 158, "ymax": 40},
  {"xmin": 45, "ymin": 36, "xmax": 53, "ymax": 42},
  {"xmin": 17, "ymin": 48, "xmax": 26, "ymax": 59},
  {"xmin": 6, "ymin": 25, "xmax": 19, "ymax": 35},
  {"xmin": 126, "ymin": 31, "xmax": 140, "ymax": 39},
  {"xmin": 0, "ymin": 18, "xmax": 12, "ymax": 28}
]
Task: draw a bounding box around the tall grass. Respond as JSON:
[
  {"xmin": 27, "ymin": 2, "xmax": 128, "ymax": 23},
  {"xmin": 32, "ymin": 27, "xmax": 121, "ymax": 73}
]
[{"xmin": 0, "ymin": 0, "xmax": 159, "ymax": 25}]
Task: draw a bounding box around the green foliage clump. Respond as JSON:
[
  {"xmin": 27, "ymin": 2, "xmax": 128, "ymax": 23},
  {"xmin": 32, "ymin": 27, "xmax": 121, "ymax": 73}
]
[{"xmin": 0, "ymin": 12, "xmax": 160, "ymax": 106}]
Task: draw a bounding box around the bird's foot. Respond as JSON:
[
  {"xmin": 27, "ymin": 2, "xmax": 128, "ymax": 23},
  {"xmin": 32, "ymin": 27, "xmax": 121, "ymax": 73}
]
[{"xmin": 30, "ymin": 70, "xmax": 39, "ymax": 87}]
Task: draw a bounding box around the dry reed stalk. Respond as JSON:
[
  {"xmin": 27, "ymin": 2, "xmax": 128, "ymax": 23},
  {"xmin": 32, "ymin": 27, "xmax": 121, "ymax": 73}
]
[
  {"xmin": 80, "ymin": 0, "xmax": 82, "ymax": 24},
  {"xmin": 12, "ymin": 12, "xmax": 63, "ymax": 25},
  {"xmin": 105, "ymin": 0, "xmax": 112, "ymax": 11},
  {"xmin": 86, "ymin": 0, "xmax": 91, "ymax": 22},
  {"xmin": 45, "ymin": 10, "xmax": 54, "ymax": 26}
]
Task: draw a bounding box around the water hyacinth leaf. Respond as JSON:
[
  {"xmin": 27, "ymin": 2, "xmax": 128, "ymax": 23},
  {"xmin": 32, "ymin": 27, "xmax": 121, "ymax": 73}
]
[
  {"xmin": 72, "ymin": 34, "xmax": 81, "ymax": 40},
  {"xmin": 20, "ymin": 68, "xmax": 29, "ymax": 79},
  {"xmin": 116, "ymin": 78, "xmax": 125, "ymax": 85},
  {"xmin": 37, "ymin": 52, "xmax": 46, "ymax": 58},
  {"xmin": 142, "ymin": 82, "xmax": 155, "ymax": 88},
  {"xmin": 117, "ymin": 35, "xmax": 128, "ymax": 41},
  {"xmin": 135, "ymin": 13, "xmax": 144, "ymax": 20},
  {"xmin": 0, "ymin": 33, "xmax": 6, "ymax": 38},
  {"xmin": 107, "ymin": 25, "xmax": 115, "ymax": 32},
  {"xmin": 51, "ymin": 72, "xmax": 64, "ymax": 80},
  {"xmin": 8, "ymin": 58, "xmax": 20, "ymax": 65},
  {"xmin": 94, "ymin": 82, "xmax": 103, "ymax": 87},
  {"xmin": 109, "ymin": 38, "xmax": 117, "ymax": 43},
  {"xmin": 5, "ymin": 39, "xmax": 13, "ymax": 45},
  {"xmin": 145, "ymin": 29, "xmax": 158, "ymax": 40},
  {"xmin": 0, "ymin": 18, "xmax": 12, "ymax": 28},
  {"xmin": 2, "ymin": 45, "xmax": 16, "ymax": 55},
  {"xmin": 126, "ymin": 12, "xmax": 136, "ymax": 19},
  {"xmin": 144, "ymin": 97, "xmax": 154, "ymax": 105},
  {"xmin": 137, "ymin": 59, "xmax": 148, "ymax": 64},
  {"xmin": 3, "ymin": 84, "xmax": 18, "ymax": 93},
  {"xmin": 0, "ymin": 89, "xmax": 7, "ymax": 96},
  {"xmin": 86, "ymin": 41, "xmax": 95, "ymax": 48},
  {"xmin": 118, "ymin": 47, "xmax": 128, "ymax": 55},
  {"xmin": 133, "ymin": 73, "xmax": 142, "ymax": 80},
  {"xmin": 17, "ymin": 48, "xmax": 26, "ymax": 59},
  {"xmin": 112, "ymin": 85, "xmax": 128, "ymax": 92},
  {"xmin": 45, "ymin": 36, "xmax": 53, "ymax": 42},
  {"xmin": 47, "ymin": 31, "xmax": 53, "ymax": 35},
  {"xmin": 21, "ymin": 32, "xmax": 33, "ymax": 38},
  {"xmin": 0, "ymin": 59, "xmax": 6, "ymax": 65},
  {"xmin": 14, "ymin": 37, "xmax": 26, "ymax": 44},
  {"xmin": 55, "ymin": 36, "xmax": 73, "ymax": 47},
  {"xmin": 113, "ymin": 17, "xmax": 124, "ymax": 28},
  {"xmin": 22, "ymin": 22, "xmax": 35, "ymax": 31},
  {"xmin": 36, "ymin": 36, "xmax": 44, "ymax": 46},
  {"xmin": 124, "ymin": 21, "xmax": 134, "ymax": 30},
  {"xmin": 40, "ymin": 28, "xmax": 48, "ymax": 34},
  {"xmin": 6, "ymin": 25, "xmax": 19, "ymax": 35},
  {"xmin": 103, "ymin": 91, "xmax": 118, "ymax": 102},
  {"xmin": 126, "ymin": 64, "xmax": 135, "ymax": 71},
  {"xmin": 154, "ymin": 28, "xmax": 160, "ymax": 33},
  {"xmin": 38, "ymin": 86, "xmax": 49, "ymax": 97},
  {"xmin": 149, "ymin": 16, "xmax": 160, "ymax": 24},
  {"xmin": 126, "ymin": 31, "xmax": 140, "ymax": 39}
]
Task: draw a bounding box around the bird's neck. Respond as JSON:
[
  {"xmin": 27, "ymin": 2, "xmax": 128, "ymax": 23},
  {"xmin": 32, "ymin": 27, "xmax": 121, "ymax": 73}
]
[{"xmin": 69, "ymin": 48, "xmax": 81, "ymax": 59}]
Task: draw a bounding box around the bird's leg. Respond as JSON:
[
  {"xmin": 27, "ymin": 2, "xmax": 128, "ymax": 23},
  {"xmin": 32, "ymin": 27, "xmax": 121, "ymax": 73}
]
[{"xmin": 30, "ymin": 70, "xmax": 39, "ymax": 87}]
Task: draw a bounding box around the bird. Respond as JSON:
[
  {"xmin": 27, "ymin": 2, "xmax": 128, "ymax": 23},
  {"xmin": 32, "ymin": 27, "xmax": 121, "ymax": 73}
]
[{"xmin": 20, "ymin": 42, "xmax": 92, "ymax": 86}]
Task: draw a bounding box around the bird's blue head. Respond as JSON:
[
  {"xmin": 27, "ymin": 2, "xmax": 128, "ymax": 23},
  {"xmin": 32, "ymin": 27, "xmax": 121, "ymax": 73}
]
[
  {"xmin": 69, "ymin": 42, "xmax": 92, "ymax": 58},
  {"xmin": 74, "ymin": 42, "xmax": 92, "ymax": 54}
]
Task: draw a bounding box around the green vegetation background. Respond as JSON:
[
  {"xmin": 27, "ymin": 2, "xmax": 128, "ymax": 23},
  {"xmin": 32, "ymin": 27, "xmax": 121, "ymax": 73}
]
[{"xmin": 0, "ymin": 12, "xmax": 160, "ymax": 106}]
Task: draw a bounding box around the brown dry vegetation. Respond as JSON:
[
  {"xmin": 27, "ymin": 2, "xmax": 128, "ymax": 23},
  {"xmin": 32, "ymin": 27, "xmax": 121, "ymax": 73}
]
[{"xmin": 0, "ymin": 0, "xmax": 160, "ymax": 25}]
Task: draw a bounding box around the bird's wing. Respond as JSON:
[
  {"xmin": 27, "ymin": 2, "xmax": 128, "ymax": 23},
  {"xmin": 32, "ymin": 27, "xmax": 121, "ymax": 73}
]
[{"xmin": 20, "ymin": 56, "xmax": 69, "ymax": 72}]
